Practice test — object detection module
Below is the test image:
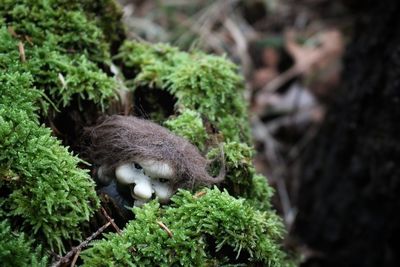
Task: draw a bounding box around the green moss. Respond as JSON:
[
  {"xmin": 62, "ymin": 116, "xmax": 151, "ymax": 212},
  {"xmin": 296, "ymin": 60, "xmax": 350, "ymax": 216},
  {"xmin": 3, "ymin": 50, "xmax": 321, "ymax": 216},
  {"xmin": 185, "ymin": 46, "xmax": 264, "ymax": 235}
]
[
  {"xmin": 0, "ymin": 27, "xmax": 116, "ymax": 111},
  {"xmin": 164, "ymin": 109, "xmax": 208, "ymax": 151},
  {"xmin": 0, "ymin": 0, "xmax": 124, "ymax": 255},
  {"xmin": 246, "ymin": 174, "xmax": 275, "ymax": 211},
  {"xmin": 208, "ymin": 142, "xmax": 273, "ymax": 210},
  {"xmin": 117, "ymin": 41, "xmax": 250, "ymax": 143},
  {"xmin": 0, "ymin": 69, "xmax": 100, "ymax": 252},
  {"xmin": 81, "ymin": 188, "xmax": 288, "ymax": 267},
  {"xmin": 77, "ymin": 0, "xmax": 126, "ymax": 52},
  {"xmin": 1, "ymin": 0, "xmax": 109, "ymax": 63},
  {"xmin": 0, "ymin": 220, "xmax": 48, "ymax": 267}
]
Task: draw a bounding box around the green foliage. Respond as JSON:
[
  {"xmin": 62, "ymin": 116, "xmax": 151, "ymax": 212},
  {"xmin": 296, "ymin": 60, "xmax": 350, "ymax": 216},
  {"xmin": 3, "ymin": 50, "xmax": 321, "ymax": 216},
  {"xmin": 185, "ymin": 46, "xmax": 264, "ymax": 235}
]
[
  {"xmin": 117, "ymin": 41, "xmax": 250, "ymax": 142},
  {"xmin": 81, "ymin": 188, "xmax": 288, "ymax": 267},
  {"xmin": 76, "ymin": 0, "xmax": 125, "ymax": 51},
  {"xmin": 0, "ymin": 220, "xmax": 48, "ymax": 267},
  {"xmin": 0, "ymin": 69, "xmax": 100, "ymax": 252},
  {"xmin": 164, "ymin": 109, "xmax": 208, "ymax": 151}
]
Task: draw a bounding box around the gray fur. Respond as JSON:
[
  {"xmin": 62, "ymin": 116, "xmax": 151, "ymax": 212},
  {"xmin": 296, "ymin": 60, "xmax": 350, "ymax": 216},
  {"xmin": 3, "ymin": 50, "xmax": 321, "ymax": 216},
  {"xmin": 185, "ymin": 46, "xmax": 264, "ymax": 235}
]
[{"xmin": 85, "ymin": 115, "xmax": 224, "ymax": 190}]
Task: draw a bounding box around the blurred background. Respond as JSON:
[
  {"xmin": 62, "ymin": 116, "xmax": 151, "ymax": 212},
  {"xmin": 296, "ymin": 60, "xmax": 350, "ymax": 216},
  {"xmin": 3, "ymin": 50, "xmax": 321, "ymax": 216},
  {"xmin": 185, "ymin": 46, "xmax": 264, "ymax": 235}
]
[{"xmin": 116, "ymin": 1, "xmax": 400, "ymax": 266}]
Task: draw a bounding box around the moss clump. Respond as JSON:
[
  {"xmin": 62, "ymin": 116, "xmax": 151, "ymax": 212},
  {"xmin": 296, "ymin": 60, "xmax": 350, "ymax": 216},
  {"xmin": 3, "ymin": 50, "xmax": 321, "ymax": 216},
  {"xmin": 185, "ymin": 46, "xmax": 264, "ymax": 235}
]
[
  {"xmin": 164, "ymin": 109, "xmax": 209, "ymax": 151},
  {"xmin": 0, "ymin": 0, "xmax": 114, "ymax": 63},
  {"xmin": 207, "ymin": 142, "xmax": 274, "ymax": 211},
  {"xmin": 81, "ymin": 188, "xmax": 288, "ymax": 267},
  {"xmin": 0, "ymin": 69, "xmax": 100, "ymax": 252},
  {"xmin": 0, "ymin": 220, "xmax": 48, "ymax": 267},
  {"xmin": 0, "ymin": 27, "xmax": 116, "ymax": 111},
  {"xmin": 117, "ymin": 41, "xmax": 250, "ymax": 143},
  {"xmin": 1, "ymin": 0, "xmax": 289, "ymax": 264},
  {"xmin": 0, "ymin": 0, "xmax": 124, "ymax": 254}
]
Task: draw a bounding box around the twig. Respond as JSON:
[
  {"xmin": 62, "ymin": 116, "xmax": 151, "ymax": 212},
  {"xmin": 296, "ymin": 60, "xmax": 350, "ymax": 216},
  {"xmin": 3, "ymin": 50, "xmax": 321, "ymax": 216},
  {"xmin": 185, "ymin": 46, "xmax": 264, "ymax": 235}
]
[
  {"xmin": 70, "ymin": 248, "xmax": 81, "ymax": 267},
  {"xmin": 260, "ymin": 66, "xmax": 299, "ymax": 93},
  {"xmin": 8, "ymin": 26, "xmax": 19, "ymax": 38},
  {"xmin": 156, "ymin": 221, "xmax": 173, "ymax": 238},
  {"xmin": 18, "ymin": 41, "xmax": 26, "ymax": 62},
  {"xmin": 24, "ymin": 35, "xmax": 33, "ymax": 45},
  {"xmin": 51, "ymin": 221, "xmax": 111, "ymax": 267},
  {"xmin": 223, "ymin": 17, "xmax": 252, "ymax": 77},
  {"xmin": 194, "ymin": 191, "xmax": 207, "ymax": 198},
  {"xmin": 287, "ymin": 123, "xmax": 320, "ymax": 162},
  {"xmin": 274, "ymin": 166, "xmax": 294, "ymax": 228},
  {"xmin": 101, "ymin": 206, "xmax": 122, "ymax": 234}
]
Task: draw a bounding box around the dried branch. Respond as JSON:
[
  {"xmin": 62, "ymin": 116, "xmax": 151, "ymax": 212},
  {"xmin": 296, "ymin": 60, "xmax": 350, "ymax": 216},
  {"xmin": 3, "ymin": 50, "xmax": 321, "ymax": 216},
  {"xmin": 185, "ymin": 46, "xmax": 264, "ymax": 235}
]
[
  {"xmin": 223, "ymin": 17, "xmax": 252, "ymax": 77},
  {"xmin": 51, "ymin": 221, "xmax": 111, "ymax": 267},
  {"xmin": 156, "ymin": 220, "xmax": 173, "ymax": 238},
  {"xmin": 18, "ymin": 41, "xmax": 26, "ymax": 62},
  {"xmin": 70, "ymin": 248, "xmax": 81, "ymax": 267},
  {"xmin": 194, "ymin": 191, "xmax": 207, "ymax": 198},
  {"xmin": 101, "ymin": 206, "xmax": 122, "ymax": 234}
]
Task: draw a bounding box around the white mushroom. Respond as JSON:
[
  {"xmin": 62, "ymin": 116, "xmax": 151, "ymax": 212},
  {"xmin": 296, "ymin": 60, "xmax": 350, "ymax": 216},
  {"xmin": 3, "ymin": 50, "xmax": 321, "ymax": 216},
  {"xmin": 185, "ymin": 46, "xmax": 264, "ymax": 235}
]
[
  {"xmin": 139, "ymin": 160, "xmax": 174, "ymax": 179},
  {"xmin": 115, "ymin": 163, "xmax": 153, "ymax": 200},
  {"xmin": 113, "ymin": 161, "xmax": 175, "ymax": 207},
  {"xmin": 152, "ymin": 179, "xmax": 174, "ymax": 203}
]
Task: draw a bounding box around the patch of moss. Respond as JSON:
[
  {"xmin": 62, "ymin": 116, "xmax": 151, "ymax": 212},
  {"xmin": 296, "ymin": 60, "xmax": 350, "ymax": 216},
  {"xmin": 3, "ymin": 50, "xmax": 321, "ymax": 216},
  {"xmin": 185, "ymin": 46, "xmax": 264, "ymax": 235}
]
[
  {"xmin": 0, "ymin": 28, "xmax": 116, "ymax": 111},
  {"xmin": 0, "ymin": 69, "xmax": 100, "ymax": 252},
  {"xmin": 164, "ymin": 109, "xmax": 209, "ymax": 151},
  {"xmin": 117, "ymin": 41, "xmax": 250, "ymax": 143},
  {"xmin": 81, "ymin": 188, "xmax": 288, "ymax": 266},
  {"xmin": 0, "ymin": 0, "xmax": 124, "ymax": 253},
  {"xmin": 0, "ymin": 0, "xmax": 118, "ymax": 63},
  {"xmin": 0, "ymin": 220, "xmax": 48, "ymax": 267},
  {"xmin": 208, "ymin": 142, "xmax": 273, "ymax": 210}
]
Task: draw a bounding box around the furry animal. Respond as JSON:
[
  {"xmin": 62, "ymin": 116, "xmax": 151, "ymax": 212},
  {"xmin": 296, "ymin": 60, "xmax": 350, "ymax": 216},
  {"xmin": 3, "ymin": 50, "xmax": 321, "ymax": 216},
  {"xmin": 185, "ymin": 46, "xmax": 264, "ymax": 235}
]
[{"xmin": 86, "ymin": 115, "xmax": 225, "ymax": 191}]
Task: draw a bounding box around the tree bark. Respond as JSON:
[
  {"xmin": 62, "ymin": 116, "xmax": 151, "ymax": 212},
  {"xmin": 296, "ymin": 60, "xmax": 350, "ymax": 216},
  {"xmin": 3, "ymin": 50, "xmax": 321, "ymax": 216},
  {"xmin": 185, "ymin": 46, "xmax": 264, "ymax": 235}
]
[{"xmin": 294, "ymin": 0, "xmax": 400, "ymax": 266}]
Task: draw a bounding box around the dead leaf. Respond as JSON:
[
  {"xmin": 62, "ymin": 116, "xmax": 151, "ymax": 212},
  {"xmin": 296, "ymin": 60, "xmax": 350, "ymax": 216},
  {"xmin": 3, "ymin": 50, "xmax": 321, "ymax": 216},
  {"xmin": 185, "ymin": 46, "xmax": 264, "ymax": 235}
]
[{"xmin": 285, "ymin": 29, "xmax": 344, "ymax": 75}]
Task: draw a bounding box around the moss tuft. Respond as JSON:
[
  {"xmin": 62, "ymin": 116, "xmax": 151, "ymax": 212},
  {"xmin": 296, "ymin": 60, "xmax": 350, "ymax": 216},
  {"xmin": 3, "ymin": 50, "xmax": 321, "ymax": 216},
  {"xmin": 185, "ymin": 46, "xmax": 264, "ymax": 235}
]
[
  {"xmin": 0, "ymin": 220, "xmax": 48, "ymax": 267},
  {"xmin": 1, "ymin": 0, "xmax": 290, "ymax": 264},
  {"xmin": 164, "ymin": 109, "xmax": 208, "ymax": 151},
  {"xmin": 0, "ymin": 69, "xmax": 100, "ymax": 252},
  {"xmin": 0, "ymin": 26, "xmax": 116, "ymax": 111},
  {"xmin": 81, "ymin": 188, "xmax": 288, "ymax": 266},
  {"xmin": 117, "ymin": 41, "xmax": 250, "ymax": 142},
  {"xmin": 0, "ymin": 0, "xmax": 124, "ymax": 253}
]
